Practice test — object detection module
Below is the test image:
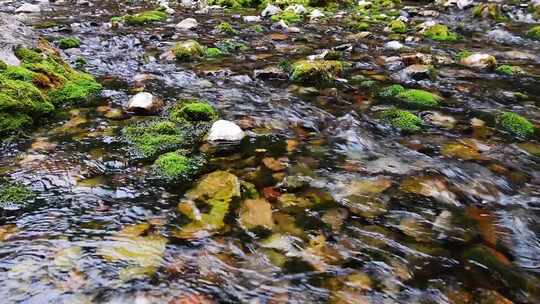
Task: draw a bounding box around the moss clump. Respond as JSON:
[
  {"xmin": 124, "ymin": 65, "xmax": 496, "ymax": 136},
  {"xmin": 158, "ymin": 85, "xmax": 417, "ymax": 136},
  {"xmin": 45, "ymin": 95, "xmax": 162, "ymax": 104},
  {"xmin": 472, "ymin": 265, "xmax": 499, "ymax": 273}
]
[
  {"xmin": 169, "ymin": 101, "xmax": 218, "ymax": 123},
  {"xmin": 379, "ymin": 84, "xmax": 405, "ymax": 98},
  {"xmin": 58, "ymin": 37, "xmax": 81, "ymax": 49},
  {"xmin": 381, "ymin": 108, "xmax": 422, "ymax": 132},
  {"xmin": 495, "ymin": 65, "xmax": 524, "ymax": 76},
  {"xmin": 0, "ymin": 60, "xmax": 7, "ymax": 71},
  {"xmin": 396, "ymin": 89, "xmax": 441, "ymax": 108},
  {"xmin": 172, "ymin": 40, "xmax": 205, "ymax": 61},
  {"xmin": 526, "ymin": 26, "xmax": 540, "ymax": 40},
  {"xmin": 250, "ymin": 24, "xmax": 265, "ymax": 33},
  {"xmin": 456, "ymin": 50, "xmax": 473, "ymax": 61},
  {"xmin": 154, "ymin": 151, "xmax": 205, "ymax": 180},
  {"xmin": 47, "ymin": 72, "xmax": 102, "ymax": 104},
  {"xmin": 205, "ymin": 47, "xmax": 224, "ymax": 58},
  {"xmin": 498, "ymin": 111, "xmax": 534, "ymax": 138},
  {"xmin": 271, "ymin": 11, "xmax": 302, "ymax": 24},
  {"xmin": 124, "ymin": 10, "xmax": 167, "ymax": 26},
  {"xmin": 2, "ymin": 65, "xmax": 37, "ymax": 81},
  {"xmin": 389, "ymin": 19, "xmax": 406, "ymax": 33},
  {"xmin": 14, "ymin": 48, "xmax": 44, "ymax": 63},
  {"xmin": 290, "ymin": 60, "xmax": 343, "ymax": 83},
  {"xmin": 216, "ymin": 22, "xmax": 237, "ymax": 34},
  {"xmin": 216, "ymin": 39, "xmax": 249, "ymax": 54},
  {"xmin": 423, "ymin": 24, "xmax": 459, "ymax": 42},
  {"xmin": 208, "ymin": 0, "xmax": 254, "ymax": 8},
  {"xmin": 0, "ymin": 182, "xmax": 35, "ymax": 210},
  {"xmin": 124, "ymin": 120, "xmax": 184, "ymax": 159},
  {"xmin": 473, "ymin": 3, "xmax": 505, "ymax": 21}
]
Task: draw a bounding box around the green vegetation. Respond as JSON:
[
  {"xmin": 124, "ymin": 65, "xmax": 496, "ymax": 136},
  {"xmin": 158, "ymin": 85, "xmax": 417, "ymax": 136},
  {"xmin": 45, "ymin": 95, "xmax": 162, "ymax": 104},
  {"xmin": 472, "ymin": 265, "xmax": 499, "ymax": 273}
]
[
  {"xmin": 472, "ymin": 3, "xmax": 505, "ymax": 21},
  {"xmin": 271, "ymin": 11, "xmax": 303, "ymax": 24},
  {"xmin": 379, "ymin": 84, "xmax": 405, "ymax": 98},
  {"xmin": 0, "ymin": 46, "xmax": 101, "ymax": 136},
  {"xmin": 154, "ymin": 152, "xmax": 202, "ymax": 180},
  {"xmin": 216, "ymin": 22, "xmax": 237, "ymax": 34},
  {"xmin": 58, "ymin": 37, "xmax": 81, "ymax": 49},
  {"xmin": 172, "ymin": 40, "xmax": 206, "ymax": 61},
  {"xmin": 123, "ymin": 120, "xmax": 184, "ymax": 159},
  {"xmin": 205, "ymin": 48, "xmax": 224, "ymax": 58},
  {"xmin": 495, "ymin": 65, "xmax": 524, "ymax": 76},
  {"xmin": 388, "ymin": 19, "xmax": 406, "ymax": 33},
  {"xmin": 526, "ymin": 26, "xmax": 540, "ymax": 40},
  {"xmin": 216, "ymin": 39, "xmax": 249, "ymax": 54},
  {"xmin": 169, "ymin": 101, "xmax": 218, "ymax": 123},
  {"xmin": 0, "ymin": 182, "xmax": 35, "ymax": 210},
  {"xmin": 208, "ymin": 0, "xmax": 254, "ymax": 8},
  {"xmin": 290, "ymin": 60, "xmax": 343, "ymax": 83},
  {"xmin": 124, "ymin": 9, "xmax": 167, "ymax": 26},
  {"xmin": 396, "ymin": 89, "xmax": 441, "ymax": 108},
  {"xmin": 498, "ymin": 111, "xmax": 534, "ymax": 138},
  {"xmin": 423, "ymin": 24, "xmax": 459, "ymax": 42},
  {"xmin": 456, "ymin": 50, "xmax": 473, "ymax": 61},
  {"xmin": 381, "ymin": 108, "xmax": 422, "ymax": 132}
]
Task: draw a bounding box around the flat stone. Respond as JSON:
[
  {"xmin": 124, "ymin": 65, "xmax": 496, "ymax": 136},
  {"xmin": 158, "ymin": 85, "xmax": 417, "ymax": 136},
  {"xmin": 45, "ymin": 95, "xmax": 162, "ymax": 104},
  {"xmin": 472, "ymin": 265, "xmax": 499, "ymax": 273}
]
[
  {"xmin": 207, "ymin": 120, "xmax": 246, "ymax": 142},
  {"xmin": 176, "ymin": 18, "xmax": 198, "ymax": 30},
  {"xmin": 15, "ymin": 3, "xmax": 41, "ymax": 13},
  {"xmin": 126, "ymin": 92, "xmax": 164, "ymax": 115}
]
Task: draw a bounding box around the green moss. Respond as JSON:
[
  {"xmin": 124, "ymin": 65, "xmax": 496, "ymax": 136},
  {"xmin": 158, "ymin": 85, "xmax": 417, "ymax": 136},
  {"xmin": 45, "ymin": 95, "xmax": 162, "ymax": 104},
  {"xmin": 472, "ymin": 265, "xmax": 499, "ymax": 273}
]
[
  {"xmin": 124, "ymin": 10, "xmax": 167, "ymax": 26},
  {"xmin": 423, "ymin": 24, "xmax": 459, "ymax": 42},
  {"xmin": 389, "ymin": 19, "xmax": 406, "ymax": 33},
  {"xmin": 154, "ymin": 152, "xmax": 192, "ymax": 179},
  {"xmin": 262, "ymin": 0, "xmax": 310, "ymax": 8},
  {"xmin": 14, "ymin": 48, "xmax": 44, "ymax": 63},
  {"xmin": 208, "ymin": 0, "xmax": 254, "ymax": 8},
  {"xmin": 216, "ymin": 22, "xmax": 237, "ymax": 34},
  {"xmin": 2, "ymin": 66, "xmax": 37, "ymax": 82},
  {"xmin": 456, "ymin": 50, "xmax": 473, "ymax": 61},
  {"xmin": 124, "ymin": 120, "xmax": 184, "ymax": 159},
  {"xmin": 0, "ymin": 75, "xmax": 54, "ymax": 116},
  {"xmin": 216, "ymin": 39, "xmax": 249, "ymax": 54},
  {"xmin": 0, "ymin": 60, "xmax": 8, "ymax": 71},
  {"xmin": 473, "ymin": 3, "xmax": 505, "ymax": 21},
  {"xmin": 290, "ymin": 60, "xmax": 343, "ymax": 83},
  {"xmin": 0, "ymin": 182, "xmax": 35, "ymax": 210},
  {"xmin": 250, "ymin": 24, "xmax": 265, "ymax": 33},
  {"xmin": 495, "ymin": 65, "xmax": 523, "ymax": 76},
  {"xmin": 381, "ymin": 108, "xmax": 422, "ymax": 132},
  {"xmin": 172, "ymin": 40, "xmax": 205, "ymax": 61},
  {"xmin": 379, "ymin": 84, "xmax": 405, "ymax": 98},
  {"xmin": 396, "ymin": 89, "xmax": 441, "ymax": 108},
  {"xmin": 48, "ymin": 72, "xmax": 102, "ymax": 105},
  {"xmin": 58, "ymin": 37, "xmax": 81, "ymax": 49},
  {"xmin": 205, "ymin": 47, "xmax": 224, "ymax": 58},
  {"xmin": 271, "ymin": 11, "xmax": 303, "ymax": 24},
  {"xmin": 526, "ymin": 26, "xmax": 540, "ymax": 40},
  {"xmin": 498, "ymin": 111, "xmax": 534, "ymax": 138},
  {"xmin": 169, "ymin": 101, "xmax": 218, "ymax": 123},
  {"xmin": 0, "ymin": 112, "xmax": 33, "ymax": 134}
]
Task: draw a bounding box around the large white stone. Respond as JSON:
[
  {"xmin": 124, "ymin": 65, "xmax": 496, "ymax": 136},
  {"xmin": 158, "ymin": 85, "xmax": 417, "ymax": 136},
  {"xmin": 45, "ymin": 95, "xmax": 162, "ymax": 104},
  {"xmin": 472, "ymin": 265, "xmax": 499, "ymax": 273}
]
[
  {"xmin": 176, "ymin": 18, "xmax": 198, "ymax": 30},
  {"xmin": 284, "ymin": 4, "xmax": 306, "ymax": 14},
  {"xmin": 243, "ymin": 16, "xmax": 261, "ymax": 23},
  {"xmin": 261, "ymin": 4, "xmax": 282, "ymax": 17},
  {"xmin": 207, "ymin": 120, "xmax": 245, "ymax": 142},
  {"xmin": 460, "ymin": 53, "xmax": 497, "ymax": 69},
  {"xmin": 15, "ymin": 3, "xmax": 41, "ymax": 13},
  {"xmin": 126, "ymin": 92, "xmax": 163, "ymax": 114}
]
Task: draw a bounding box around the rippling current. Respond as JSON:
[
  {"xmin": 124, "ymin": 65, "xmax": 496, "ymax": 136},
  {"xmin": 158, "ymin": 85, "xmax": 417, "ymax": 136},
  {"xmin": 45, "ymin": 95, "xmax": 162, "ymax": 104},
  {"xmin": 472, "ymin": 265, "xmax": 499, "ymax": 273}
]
[{"xmin": 1, "ymin": 0, "xmax": 540, "ymax": 303}]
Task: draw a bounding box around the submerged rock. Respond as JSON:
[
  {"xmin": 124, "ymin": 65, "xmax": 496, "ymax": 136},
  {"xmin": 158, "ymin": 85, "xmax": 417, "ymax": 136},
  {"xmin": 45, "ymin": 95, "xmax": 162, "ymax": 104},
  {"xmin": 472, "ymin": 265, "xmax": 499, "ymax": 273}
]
[
  {"xmin": 207, "ymin": 120, "xmax": 245, "ymax": 142},
  {"xmin": 126, "ymin": 92, "xmax": 163, "ymax": 115},
  {"xmin": 239, "ymin": 199, "xmax": 274, "ymax": 231},
  {"xmin": 290, "ymin": 60, "xmax": 343, "ymax": 83}
]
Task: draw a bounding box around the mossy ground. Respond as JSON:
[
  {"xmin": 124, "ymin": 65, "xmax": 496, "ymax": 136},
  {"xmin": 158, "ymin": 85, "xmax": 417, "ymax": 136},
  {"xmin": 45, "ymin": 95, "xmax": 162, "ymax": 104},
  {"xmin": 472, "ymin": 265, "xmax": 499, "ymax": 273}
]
[
  {"xmin": 169, "ymin": 101, "xmax": 218, "ymax": 123},
  {"xmin": 0, "ymin": 45, "xmax": 101, "ymax": 135},
  {"xmin": 498, "ymin": 112, "xmax": 534, "ymax": 138},
  {"xmin": 423, "ymin": 24, "xmax": 459, "ymax": 42},
  {"xmin": 526, "ymin": 26, "xmax": 540, "ymax": 40},
  {"xmin": 124, "ymin": 10, "xmax": 167, "ymax": 26},
  {"xmin": 290, "ymin": 60, "xmax": 343, "ymax": 83}
]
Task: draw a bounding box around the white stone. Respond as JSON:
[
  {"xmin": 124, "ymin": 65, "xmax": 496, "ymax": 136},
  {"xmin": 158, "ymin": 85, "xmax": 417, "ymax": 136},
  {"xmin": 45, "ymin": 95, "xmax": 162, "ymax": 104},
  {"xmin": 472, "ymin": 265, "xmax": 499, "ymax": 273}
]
[
  {"xmin": 309, "ymin": 9, "xmax": 324, "ymax": 20},
  {"xmin": 460, "ymin": 53, "xmax": 497, "ymax": 69},
  {"xmin": 284, "ymin": 4, "xmax": 306, "ymax": 14},
  {"xmin": 384, "ymin": 40, "xmax": 404, "ymax": 50},
  {"xmin": 261, "ymin": 4, "xmax": 281, "ymax": 17},
  {"xmin": 176, "ymin": 18, "xmax": 198, "ymax": 30},
  {"xmin": 207, "ymin": 120, "xmax": 246, "ymax": 142},
  {"xmin": 126, "ymin": 92, "xmax": 163, "ymax": 114},
  {"xmin": 181, "ymin": 0, "xmax": 195, "ymax": 8},
  {"xmin": 456, "ymin": 0, "xmax": 473, "ymax": 9},
  {"xmin": 15, "ymin": 3, "xmax": 41, "ymax": 13},
  {"xmin": 243, "ymin": 16, "xmax": 261, "ymax": 23}
]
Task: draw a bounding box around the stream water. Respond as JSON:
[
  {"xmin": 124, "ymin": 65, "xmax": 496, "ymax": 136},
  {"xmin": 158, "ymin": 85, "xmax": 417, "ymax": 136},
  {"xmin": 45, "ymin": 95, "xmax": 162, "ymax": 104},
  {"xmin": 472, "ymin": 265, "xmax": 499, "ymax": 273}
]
[{"xmin": 0, "ymin": 0, "xmax": 540, "ymax": 303}]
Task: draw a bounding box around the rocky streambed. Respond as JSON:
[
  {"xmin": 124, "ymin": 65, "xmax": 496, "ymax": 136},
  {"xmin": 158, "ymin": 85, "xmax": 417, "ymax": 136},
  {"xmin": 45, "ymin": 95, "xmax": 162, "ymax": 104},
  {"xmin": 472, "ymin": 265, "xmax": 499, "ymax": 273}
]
[{"xmin": 0, "ymin": 0, "xmax": 540, "ymax": 303}]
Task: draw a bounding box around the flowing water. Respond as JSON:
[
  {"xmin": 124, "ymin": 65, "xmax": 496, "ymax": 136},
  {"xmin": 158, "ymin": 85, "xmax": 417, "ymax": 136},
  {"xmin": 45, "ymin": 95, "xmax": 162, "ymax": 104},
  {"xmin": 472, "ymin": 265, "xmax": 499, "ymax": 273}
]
[{"xmin": 1, "ymin": 0, "xmax": 540, "ymax": 303}]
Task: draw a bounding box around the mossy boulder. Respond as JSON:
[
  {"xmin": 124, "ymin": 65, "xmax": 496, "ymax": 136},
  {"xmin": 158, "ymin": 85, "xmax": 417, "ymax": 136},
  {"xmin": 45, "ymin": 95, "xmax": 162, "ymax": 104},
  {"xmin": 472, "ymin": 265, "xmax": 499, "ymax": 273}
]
[
  {"xmin": 57, "ymin": 37, "xmax": 81, "ymax": 49},
  {"xmin": 216, "ymin": 22, "xmax": 237, "ymax": 34},
  {"xmin": 154, "ymin": 151, "xmax": 204, "ymax": 180},
  {"xmin": 205, "ymin": 47, "xmax": 224, "ymax": 58},
  {"xmin": 526, "ymin": 26, "xmax": 540, "ymax": 40},
  {"xmin": 0, "ymin": 182, "xmax": 35, "ymax": 210},
  {"xmin": 423, "ymin": 24, "xmax": 459, "ymax": 42},
  {"xmin": 123, "ymin": 120, "xmax": 184, "ymax": 159},
  {"xmin": 271, "ymin": 11, "xmax": 303, "ymax": 23},
  {"xmin": 396, "ymin": 89, "xmax": 441, "ymax": 108},
  {"xmin": 290, "ymin": 60, "xmax": 343, "ymax": 83},
  {"xmin": 124, "ymin": 9, "xmax": 167, "ymax": 26},
  {"xmin": 378, "ymin": 84, "xmax": 406, "ymax": 98},
  {"xmin": 172, "ymin": 40, "xmax": 205, "ymax": 61},
  {"xmin": 473, "ymin": 3, "xmax": 505, "ymax": 21},
  {"xmin": 388, "ymin": 19, "xmax": 406, "ymax": 33},
  {"xmin": 169, "ymin": 101, "xmax": 218, "ymax": 123},
  {"xmin": 497, "ymin": 111, "xmax": 534, "ymax": 138},
  {"xmin": 495, "ymin": 65, "xmax": 524, "ymax": 76},
  {"xmin": 381, "ymin": 108, "xmax": 422, "ymax": 132}
]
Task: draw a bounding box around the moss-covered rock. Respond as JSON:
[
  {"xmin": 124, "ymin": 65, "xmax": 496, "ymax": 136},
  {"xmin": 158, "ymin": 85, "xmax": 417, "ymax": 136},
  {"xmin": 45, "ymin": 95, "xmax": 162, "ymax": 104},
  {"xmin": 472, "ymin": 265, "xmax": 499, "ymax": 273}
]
[
  {"xmin": 205, "ymin": 47, "xmax": 224, "ymax": 58},
  {"xmin": 216, "ymin": 22, "xmax": 237, "ymax": 34},
  {"xmin": 271, "ymin": 11, "xmax": 303, "ymax": 23},
  {"xmin": 423, "ymin": 24, "xmax": 459, "ymax": 42},
  {"xmin": 396, "ymin": 89, "xmax": 441, "ymax": 108},
  {"xmin": 379, "ymin": 84, "xmax": 405, "ymax": 98},
  {"xmin": 497, "ymin": 111, "xmax": 534, "ymax": 138},
  {"xmin": 473, "ymin": 3, "xmax": 505, "ymax": 21},
  {"xmin": 57, "ymin": 37, "xmax": 81, "ymax": 49},
  {"xmin": 526, "ymin": 26, "xmax": 540, "ymax": 40},
  {"xmin": 290, "ymin": 60, "xmax": 343, "ymax": 83},
  {"xmin": 172, "ymin": 40, "xmax": 205, "ymax": 61},
  {"xmin": 123, "ymin": 120, "xmax": 184, "ymax": 159},
  {"xmin": 208, "ymin": 0, "xmax": 254, "ymax": 8},
  {"xmin": 0, "ymin": 182, "xmax": 35, "ymax": 210},
  {"xmin": 124, "ymin": 9, "xmax": 167, "ymax": 26},
  {"xmin": 216, "ymin": 39, "xmax": 249, "ymax": 54},
  {"xmin": 154, "ymin": 151, "xmax": 204, "ymax": 180},
  {"xmin": 169, "ymin": 101, "xmax": 218, "ymax": 123},
  {"xmin": 381, "ymin": 108, "xmax": 422, "ymax": 132},
  {"xmin": 388, "ymin": 19, "xmax": 406, "ymax": 33},
  {"xmin": 495, "ymin": 65, "xmax": 524, "ymax": 76}
]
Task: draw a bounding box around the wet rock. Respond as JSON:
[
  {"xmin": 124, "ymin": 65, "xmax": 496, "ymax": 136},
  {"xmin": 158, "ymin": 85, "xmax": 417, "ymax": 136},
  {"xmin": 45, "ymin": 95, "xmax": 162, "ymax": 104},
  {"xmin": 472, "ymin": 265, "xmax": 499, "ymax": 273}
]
[
  {"xmin": 207, "ymin": 120, "xmax": 246, "ymax": 142},
  {"xmin": 176, "ymin": 18, "xmax": 198, "ymax": 30},
  {"xmin": 393, "ymin": 64, "xmax": 435, "ymax": 82},
  {"xmin": 239, "ymin": 199, "xmax": 274, "ymax": 231},
  {"xmin": 126, "ymin": 92, "xmax": 164, "ymax": 115},
  {"xmin": 501, "ymin": 50, "xmax": 537, "ymax": 61},
  {"xmin": 422, "ymin": 111, "xmax": 456, "ymax": 129},
  {"xmin": 309, "ymin": 9, "xmax": 324, "ymax": 21},
  {"xmin": 254, "ymin": 66, "xmax": 288, "ymax": 80},
  {"xmin": 261, "ymin": 4, "xmax": 282, "ymax": 17},
  {"xmin": 486, "ymin": 28, "xmax": 525, "ymax": 45},
  {"xmin": 15, "ymin": 3, "xmax": 41, "ymax": 13},
  {"xmin": 243, "ymin": 16, "xmax": 261, "ymax": 23},
  {"xmin": 384, "ymin": 41, "xmax": 404, "ymax": 51},
  {"xmin": 0, "ymin": 13, "xmax": 37, "ymax": 66},
  {"xmin": 400, "ymin": 53, "xmax": 433, "ymax": 66},
  {"xmin": 290, "ymin": 60, "xmax": 343, "ymax": 83},
  {"xmin": 460, "ymin": 53, "xmax": 497, "ymax": 69},
  {"xmin": 285, "ymin": 4, "xmax": 307, "ymax": 15},
  {"xmin": 401, "ymin": 175, "xmax": 459, "ymax": 206}
]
